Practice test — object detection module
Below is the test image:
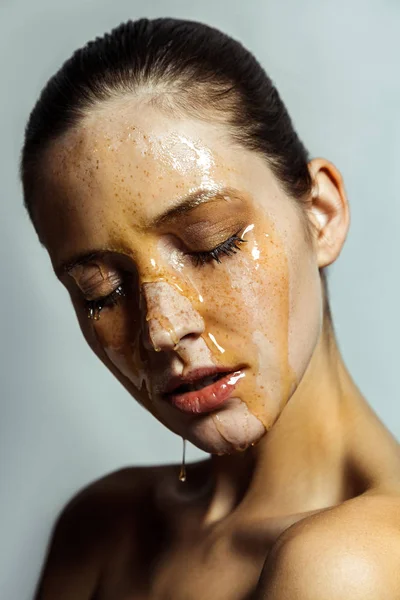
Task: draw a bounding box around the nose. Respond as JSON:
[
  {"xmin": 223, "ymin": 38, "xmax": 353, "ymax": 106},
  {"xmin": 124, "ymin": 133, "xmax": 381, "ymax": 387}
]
[{"xmin": 141, "ymin": 282, "xmax": 205, "ymax": 352}]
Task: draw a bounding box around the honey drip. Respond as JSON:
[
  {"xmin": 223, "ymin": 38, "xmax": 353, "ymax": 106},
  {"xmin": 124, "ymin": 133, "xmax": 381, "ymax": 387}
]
[
  {"xmin": 146, "ymin": 312, "xmax": 180, "ymax": 350},
  {"xmin": 212, "ymin": 413, "xmax": 232, "ymax": 450},
  {"xmin": 88, "ymin": 305, "xmax": 101, "ymax": 320},
  {"xmin": 178, "ymin": 438, "xmax": 187, "ymax": 482}
]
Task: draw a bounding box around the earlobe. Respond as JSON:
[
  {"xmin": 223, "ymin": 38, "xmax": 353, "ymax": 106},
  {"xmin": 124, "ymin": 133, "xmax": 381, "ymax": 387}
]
[{"xmin": 307, "ymin": 158, "xmax": 350, "ymax": 268}]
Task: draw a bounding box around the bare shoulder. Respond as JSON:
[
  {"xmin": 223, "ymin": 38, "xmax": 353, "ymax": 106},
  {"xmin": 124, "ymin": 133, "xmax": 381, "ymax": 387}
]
[
  {"xmin": 34, "ymin": 463, "xmax": 176, "ymax": 600},
  {"xmin": 256, "ymin": 490, "xmax": 400, "ymax": 599}
]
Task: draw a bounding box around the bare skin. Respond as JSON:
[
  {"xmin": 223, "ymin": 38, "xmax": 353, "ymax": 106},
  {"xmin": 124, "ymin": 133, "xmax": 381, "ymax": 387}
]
[{"xmin": 32, "ymin": 98, "xmax": 400, "ymax": 599}]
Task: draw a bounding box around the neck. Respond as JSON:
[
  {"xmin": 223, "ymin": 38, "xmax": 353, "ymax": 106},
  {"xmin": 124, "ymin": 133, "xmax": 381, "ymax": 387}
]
[{"xmin": 203, "ymin": 320, "xmax": 398, "ymax": 525}]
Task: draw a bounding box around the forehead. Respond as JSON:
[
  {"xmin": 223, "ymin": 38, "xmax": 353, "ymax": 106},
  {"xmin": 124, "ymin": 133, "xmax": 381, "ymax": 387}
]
[
  {"xmin": 43, "ymin": 100, "xmax": 241, "ymax": 216},
  {"xmin": 36, "ymin": 99, "xmax": 285, "ymax": 261}
]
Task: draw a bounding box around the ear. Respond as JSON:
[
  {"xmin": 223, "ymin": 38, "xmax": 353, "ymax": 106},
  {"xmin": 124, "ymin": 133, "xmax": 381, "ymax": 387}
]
[{"xmin": 306, "ymin": 158, "xmax": 350, "ymax": 268}]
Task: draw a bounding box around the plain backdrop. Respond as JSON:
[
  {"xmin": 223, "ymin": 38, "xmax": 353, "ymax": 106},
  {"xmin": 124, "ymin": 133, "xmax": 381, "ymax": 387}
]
[{"xmin": 1, "ymin": 0, "xmax": 399, "ymax": 598}]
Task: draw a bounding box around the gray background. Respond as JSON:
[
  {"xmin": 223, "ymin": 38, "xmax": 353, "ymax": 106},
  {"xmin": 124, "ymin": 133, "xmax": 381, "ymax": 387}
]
[{"xmin": 1, "ymin": 0, "xmax": 399, "ymax": 598}]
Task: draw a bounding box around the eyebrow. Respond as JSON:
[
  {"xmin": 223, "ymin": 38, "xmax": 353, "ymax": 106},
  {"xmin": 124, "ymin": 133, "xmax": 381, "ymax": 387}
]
[
  {"xmin": 57, "ymin": 186, "xmax": 240, "ymax": 275},
  {"xmin": 149, "ymin": 186, "xmax": 237, "ymax": 228}
]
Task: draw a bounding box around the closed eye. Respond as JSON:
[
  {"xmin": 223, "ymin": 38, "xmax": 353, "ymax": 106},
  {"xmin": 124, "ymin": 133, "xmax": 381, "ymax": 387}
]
[
  {"xmin": 85, "ymin": 284, "xmax": 126, "ymax": 320},
  {"xmin": 187, "ymin": 232, "xmax": 246, "ymax": 266}
]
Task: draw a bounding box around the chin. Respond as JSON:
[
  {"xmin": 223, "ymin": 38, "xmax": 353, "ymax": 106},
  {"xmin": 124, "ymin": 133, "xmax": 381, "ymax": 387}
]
[{"xmin": 185, "ymin": 397, "xmax": 266, "ymax": 455}]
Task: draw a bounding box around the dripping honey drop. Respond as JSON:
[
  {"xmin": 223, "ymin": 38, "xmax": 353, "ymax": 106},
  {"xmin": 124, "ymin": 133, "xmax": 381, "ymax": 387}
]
[{"xmin": 179, "ymin": 438, "xmax": 187, "ymax": 482}]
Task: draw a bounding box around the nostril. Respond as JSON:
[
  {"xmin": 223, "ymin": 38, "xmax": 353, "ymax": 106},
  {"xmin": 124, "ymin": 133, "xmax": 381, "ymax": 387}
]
[
  {"xmin": 174, "ymin": 332, "xmax": 201, "ymax": 349},
  {"xmin": 180, "ymin": 333, "xmax": 200, "ymax": 342}
]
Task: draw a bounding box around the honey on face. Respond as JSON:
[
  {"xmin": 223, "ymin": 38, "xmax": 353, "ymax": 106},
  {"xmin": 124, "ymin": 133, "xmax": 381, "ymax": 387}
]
[{"xmin": 39, "ymin": 100, "xmax": 323, "ymax": 455}]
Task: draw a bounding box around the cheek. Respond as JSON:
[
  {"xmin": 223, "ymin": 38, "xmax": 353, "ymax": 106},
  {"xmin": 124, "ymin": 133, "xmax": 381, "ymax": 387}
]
[
  {"xmin": 184, "ymin": 219, "xmax": 320, "ymax": 429},
  {"xmin": 76, "ymin": 296, "xmax": 154, "ymax": 410}
]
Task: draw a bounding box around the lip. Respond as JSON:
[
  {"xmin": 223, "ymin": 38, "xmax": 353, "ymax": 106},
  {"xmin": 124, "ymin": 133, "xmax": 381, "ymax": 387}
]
[
  {"xmin": 163, "ymin": 366, "xmax": 233, "ymax": 395},
  {"xmin": 164, "ymin": 369, "xmax": 246, "ymax": 414}
]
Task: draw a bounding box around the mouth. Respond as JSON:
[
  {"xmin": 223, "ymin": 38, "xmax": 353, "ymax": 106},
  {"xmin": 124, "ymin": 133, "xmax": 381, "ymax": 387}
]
[{"xmin": 163, "ymin": 368, "xmax": 246, "ymax": 414}]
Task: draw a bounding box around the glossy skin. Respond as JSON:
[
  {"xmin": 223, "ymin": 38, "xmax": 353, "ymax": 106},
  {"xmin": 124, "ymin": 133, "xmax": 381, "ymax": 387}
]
[{"xmin": 32, "ymin": 97, "xmax": 400, "ymax": 599}]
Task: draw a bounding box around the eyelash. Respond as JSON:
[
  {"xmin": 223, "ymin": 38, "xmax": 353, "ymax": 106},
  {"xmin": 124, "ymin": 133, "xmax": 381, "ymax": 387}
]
[
  {"xmin": 85, "ymin": 232, "xmax": 246, "ymax": 318},
  {"xmin": 86, "ymin": 285, "xmax": 125, "ymax": 320},
  {"xmin": 188, "ymin": 233, "xmax": 246, "ymax": 267}
]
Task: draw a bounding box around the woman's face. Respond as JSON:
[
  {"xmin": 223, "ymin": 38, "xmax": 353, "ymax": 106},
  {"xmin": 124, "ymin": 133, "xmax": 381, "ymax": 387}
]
[{"xmin": 34, "ymin": 100, "xmax": 323, "ymax": 454}]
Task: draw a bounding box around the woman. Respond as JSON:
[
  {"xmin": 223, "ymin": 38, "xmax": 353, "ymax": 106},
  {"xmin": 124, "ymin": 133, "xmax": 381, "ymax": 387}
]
[{"xmin": 22, "ymin": 17, "xmax": 400, "ymax": 600}]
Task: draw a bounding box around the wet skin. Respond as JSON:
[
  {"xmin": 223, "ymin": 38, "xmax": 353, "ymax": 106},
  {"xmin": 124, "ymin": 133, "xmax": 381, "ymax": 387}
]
[{"xmin": 33, "ymin": 98, "xmax": 400, "ymax": 599}]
